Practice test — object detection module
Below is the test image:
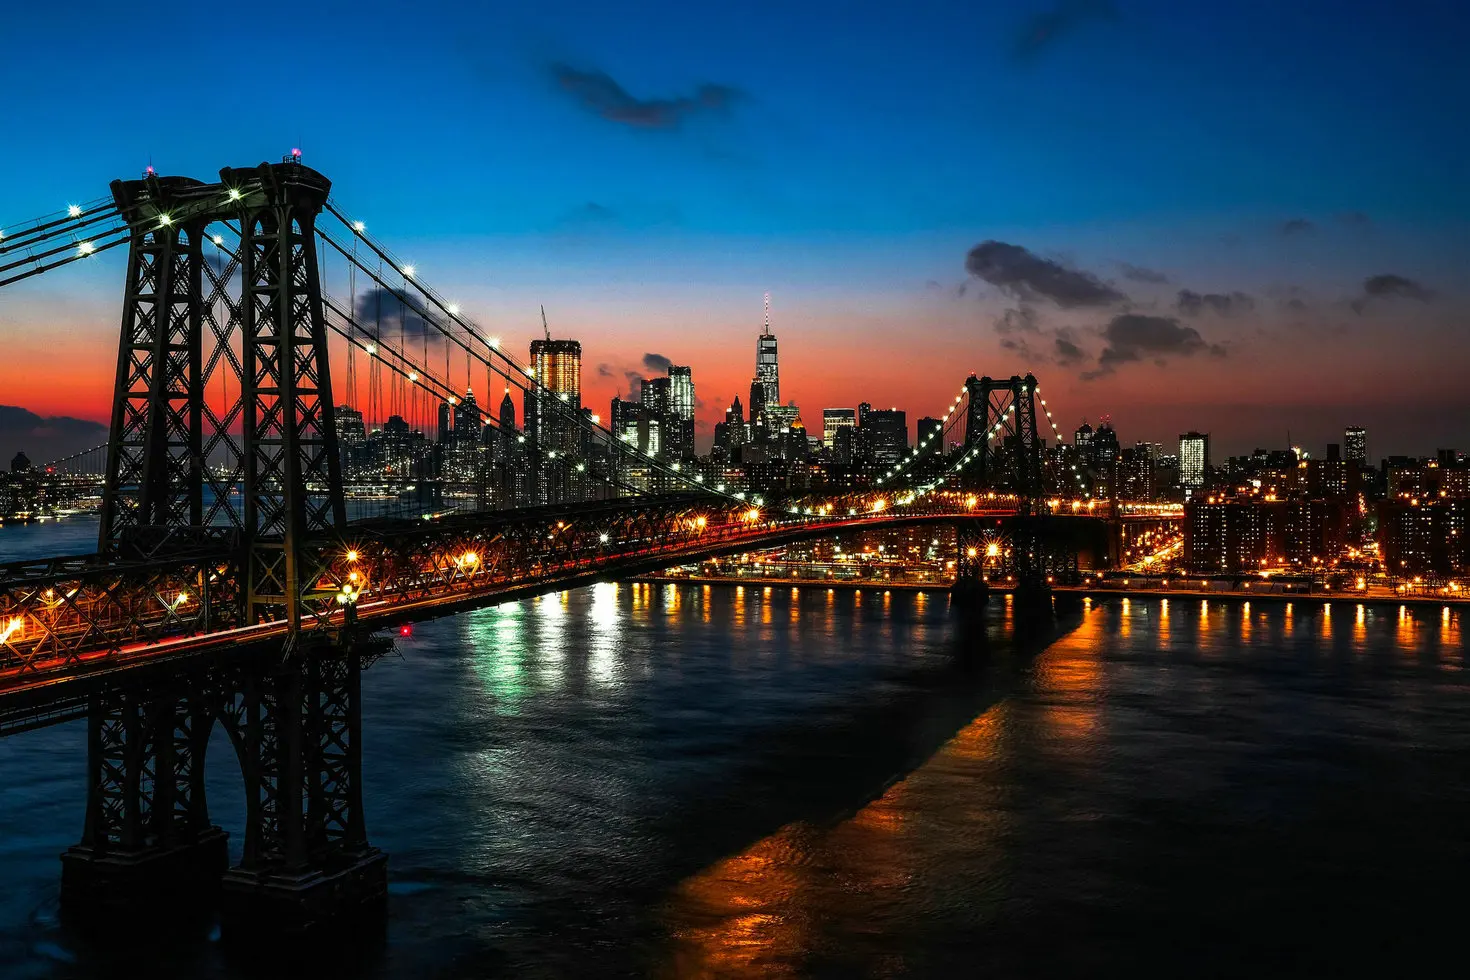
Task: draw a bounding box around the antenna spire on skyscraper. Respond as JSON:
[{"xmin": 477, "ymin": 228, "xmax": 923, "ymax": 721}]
[{"xmin": 763, "ymin": 291, "xmax": 771, "ymax": 336}]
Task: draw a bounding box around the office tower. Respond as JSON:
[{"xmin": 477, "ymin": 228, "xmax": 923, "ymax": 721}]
[
  {"xmin": 754, "ymin": 292, "xmax": 779, "ymax": 408},
  {"xmin": 525, "ymin": 336, "xmax": 581, "ymax": 451},
  {"xmin": 823, "ymin": 408, "xmax": 857, "ymax": 449},
  {"xmin": 725, "ymin": 397, "xmax": 747, "ymax": 452},
  {"xmin": 668, "ymin": 365, "xmax": 695, "ymax": 459},
  {"xmin": 1345, "ymin": 426, "xmax": 1367, "ymax": 467},
  {"xmin": 866, "ymin": 409, "xmax": 908, "ymax": 467},
  {"xmin": 1074, "ymin": 421, "xmax": 1094, "ymax": 452},
  {"xmin": 437, "ymin": 399, "xmax": 453, "ymax": 444},
  {"xmin": 917, "ymin": 416, "xmax": 943, "ymax": 456},
  {"xmin": 1179, "ymin": 431, "xmax": 1210, "ymax": 491},
  {"xmin": 453, "ymin": 388, "xmax": 481, "ymax": 447}
]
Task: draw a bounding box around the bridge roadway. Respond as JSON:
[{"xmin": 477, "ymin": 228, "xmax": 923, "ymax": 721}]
[{"xmin": 0, "ymin": 494, "xmax": 1179, "ymax": 733}]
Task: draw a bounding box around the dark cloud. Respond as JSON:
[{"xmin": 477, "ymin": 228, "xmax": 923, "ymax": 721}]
[
  {"xmin": 353, "ymin": 286, "xmax": 446, "ymax": 344},
  {"xmin": 1176, "ymin": 289, "xmax": 1256, "ymax": 317},
  {"xmin": 965, "ymin": 241, "xmax": 1127, "ymax": 308},
  {"xmin": 0, "ymin": 405, "xmax": 107, "ymax": 466},
  {"xmin": 1083, "ymin": 314, "xmax": 1224, "ymax": 379},
  {"xmin": 1280, "ymin": 218, "xmax": 1315, "ymax": 236},
  {"xmin": 1053, "ymin": 328, "xmax": 1088, "ymax": 366},
  {"xmin": 551, "ymin": 64, "xmax": 738, "ymax": 130},
  {"xmin": 1118, "ymin": 261, "xmax": 1169, "ymax": 284},
  {"xmin": 1351, "ymin": 273, "xmax": 1435, "ymax": 313},
  {"xmin": 1015, "ymin": 0, "xmax": 1119, "ymax": 60},
  {"xmin": 642, "ymin": 352, "xmax": 673, "ymax": 373}
]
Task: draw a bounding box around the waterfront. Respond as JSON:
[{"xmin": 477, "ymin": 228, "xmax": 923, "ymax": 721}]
[{"xmin": 1, "ymin": 518, "xmax": 1469, "ymax": 976}]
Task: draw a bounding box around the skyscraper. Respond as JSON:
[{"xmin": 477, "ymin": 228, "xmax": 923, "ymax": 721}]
[
  {"xmin": 1179, "ymin": 431, "xmax": 1210, "ymax": 491},
  {"xmin": 917, "ymin": 417, "xmax": 943, "ymax": 456},
  {"xmin": 823, "ymin": 409, "xmax": 856, "ymax": 449},
  {"xmin": 525, "ymin": 336, "xmax": 582, "ymax": 453},
  {"xmin": 866, "ymin": 409, "xmax": 908, "ymax": 466},
  {"xmin": 668, "ymin": 365, "xmax": 695, "ymax": 459},
  {"xmin": 750, "ymin": 293, "xmax": 779, "ymax": 423},
  {"xmin": 1345, "ymin": 426, "xmax": 1367, "ymax": 466}
]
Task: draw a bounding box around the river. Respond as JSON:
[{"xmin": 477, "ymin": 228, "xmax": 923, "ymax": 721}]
[{"xmin": 1, "ymin": 516, "xmax": 1467, "ymax": 977}]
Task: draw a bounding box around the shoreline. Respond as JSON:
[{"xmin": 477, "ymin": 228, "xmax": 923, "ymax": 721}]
[{"xmin": 632, "ymin": 574, "xmax": 1470, "ymax": 611}]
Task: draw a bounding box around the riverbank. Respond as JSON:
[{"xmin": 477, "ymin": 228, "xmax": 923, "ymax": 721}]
[{"xmin": 633, "ymin": 573, "xmax": 1470, "ymax": 611}]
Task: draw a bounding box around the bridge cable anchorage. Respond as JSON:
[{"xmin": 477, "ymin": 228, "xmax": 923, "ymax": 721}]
[{"xmin": 316, "ymin": 203, "xmax": 744, "ymax": 504}]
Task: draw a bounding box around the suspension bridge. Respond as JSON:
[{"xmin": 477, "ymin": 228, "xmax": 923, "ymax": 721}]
[{"xmin": 0, "ymin": 156, "xmax": 1180, "ymax": 935}]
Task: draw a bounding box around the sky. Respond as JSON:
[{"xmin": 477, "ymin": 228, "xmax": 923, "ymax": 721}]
[{"xmin": 1, "ymin": 0, "xmax": 1467, "ymax": 462}]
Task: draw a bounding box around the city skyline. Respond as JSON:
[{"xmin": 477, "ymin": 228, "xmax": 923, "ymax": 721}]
[{"xmin": 2, "ymin": 0, "xmax": 1468, "ymax": 460}]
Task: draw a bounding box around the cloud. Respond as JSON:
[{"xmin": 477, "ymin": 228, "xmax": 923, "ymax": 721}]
[
  {"xmin": 1351, "ymin": 273, "xmax": 1434, "ymax": 313},
  {"xmin": 1083, "ymin": 314, "xmax": 1224, "ymax": 379},
  {"xmin": 994, "ymin": 306, "xmax": 1042, "ymax": 336},
  {"xmin": 551, "ymin": 64, "xmax": 739, "ymax": 130},
  {"xmin": 1118, "ymin": 261, "xmax": 1169, "ymax": 284},
  {"xmin": 965, "ymin": 241, "xmax": 1127, "ymax": 308},
  {"xmin": 1015, "ymin": 0, "xmax": 1119, "ymax": 60},
  {"xmin": 353, "ymin": 286, "xmax": 446, "ymax": 345},
  {"xmin": 641, "ymin": 352, "xmax": 673, "ymax": 373},
  {"xmin": 1176, "ymin": 289, "xmax": 1256, "ymax": 317},
  {"xmin": 1280, "ymin": 218, "xmax": 1315, "ymax": 236},
  {"xmin": 1053, "ymin": 328, "xmax": 1088, "ymax": 366},
  {"xmin": 0, "ymin": 405, "xmax": 108, "ymax": 466}
]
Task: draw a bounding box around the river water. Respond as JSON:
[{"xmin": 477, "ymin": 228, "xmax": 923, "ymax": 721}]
[{"xmin": 1, "ymin": 517, "xmax": 1468, "ymax": 977}]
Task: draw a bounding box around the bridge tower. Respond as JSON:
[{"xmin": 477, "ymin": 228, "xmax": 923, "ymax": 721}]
[
  {"xmin": 67, "ymin": 160, "xmax": 375, "ymax": 936},
  {"xmin": 955, "ymin": 373, "xmax": 1054, "ymax": 607}
]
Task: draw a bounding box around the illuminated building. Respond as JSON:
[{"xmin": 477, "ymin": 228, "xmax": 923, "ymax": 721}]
[
  {"xmin": 669, "ymin": 365, "xmax": 695, "ymax": 459},
  {"xmin": 1179, "ymin": 431, "xmax": 1210, "ymax": 491},
  {"xmin": 865, "ymin": 409, "xmax": 908, "ymax": 467},
  {"xmin": 525, "ymin": 336, "xmax": 582, "ymax": 502},
  {"xmin": 917, "ymin": 417, "xmax": 943, "ymax": 456},
  {"xmin": 1345, "ymin": 426, "xmax": 1367, "ymax": 467},
  {"xmin": 823, "ymin": 408, "xmax": 857, "ymax": 449}
]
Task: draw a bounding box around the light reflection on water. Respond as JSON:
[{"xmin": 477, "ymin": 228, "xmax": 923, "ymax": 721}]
[{"xmin": 0, "ymin": 560, "xmax": 1468, "ymax": 976}]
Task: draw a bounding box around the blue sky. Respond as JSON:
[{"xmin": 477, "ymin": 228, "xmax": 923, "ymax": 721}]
[{"xmin": 2, "ymin": 0, "xmax": 1467, "ymax": 457}]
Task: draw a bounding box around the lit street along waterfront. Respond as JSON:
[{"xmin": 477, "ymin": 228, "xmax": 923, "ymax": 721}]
[{"xmin": 1, "ymin": 519, "xmax": 1468, "ymax": 976}]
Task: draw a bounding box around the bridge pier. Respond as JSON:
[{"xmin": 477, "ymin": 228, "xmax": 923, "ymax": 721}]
[
  {"xmin": 59, "ymin": 639, "xmax": 387, "ymax": 937},
  {"xmin": 60, "ymin": 687, "xmax": 229, "ymax": 926},
  {"xmin": 215, "ymin": 639, "xmax": 387, "ymax": 938}
]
